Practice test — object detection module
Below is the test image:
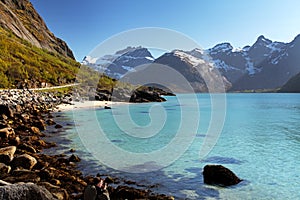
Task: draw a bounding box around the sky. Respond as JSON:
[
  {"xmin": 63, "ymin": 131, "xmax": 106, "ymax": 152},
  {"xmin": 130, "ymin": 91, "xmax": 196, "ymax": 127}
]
[{"xmin": 30, "ymin": 0, "xmax": 300, "ymax": 61}]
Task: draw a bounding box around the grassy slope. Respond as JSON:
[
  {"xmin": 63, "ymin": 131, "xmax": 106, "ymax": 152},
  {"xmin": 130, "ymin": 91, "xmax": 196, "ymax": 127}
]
[{"xmin": 0, "ymin": 27, "xmax": 80, "ymax": 88}]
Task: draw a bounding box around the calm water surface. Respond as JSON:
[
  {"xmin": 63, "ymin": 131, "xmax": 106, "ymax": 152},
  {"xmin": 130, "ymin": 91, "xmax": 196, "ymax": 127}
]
[{"xmin": 50, "ymin": 93, "xmax": 300, "ymax": 199}]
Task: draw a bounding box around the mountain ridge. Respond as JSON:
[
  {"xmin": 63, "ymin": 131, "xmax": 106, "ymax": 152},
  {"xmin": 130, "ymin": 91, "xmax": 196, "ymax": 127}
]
[
  {"xmin": 83, "ymin": 34, "xmax": 300, "ymax": 92},
  {"xmin": 0, "ymin": 0, "xmax": 74, "ymax": 59}
]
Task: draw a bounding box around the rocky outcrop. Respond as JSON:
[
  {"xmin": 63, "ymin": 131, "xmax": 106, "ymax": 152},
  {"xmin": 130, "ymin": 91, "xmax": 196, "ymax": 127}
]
[
  {"xmin": 0, "ymin": 0, "xmax": 74, "ymax": 59},
  {"xmin": 129, "ymin": 87, "xmax": 167, "ymax": 103},
  {"xmin": 95, "ymin": 86, "xmax": 174, "ymax": 103},
  {"xmin": 0, "ymin": 182, "xmax": 55, "ymax": 200},
  {"xmin": 203, "ymin": 165, "xmax": 242, "ymax": 186}
]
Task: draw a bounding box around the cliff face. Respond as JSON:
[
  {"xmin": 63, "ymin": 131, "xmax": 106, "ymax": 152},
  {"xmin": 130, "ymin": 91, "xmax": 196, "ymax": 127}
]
[{"xmin": 0, "ymin": 0, "xmax": 74, "ymax": 59}]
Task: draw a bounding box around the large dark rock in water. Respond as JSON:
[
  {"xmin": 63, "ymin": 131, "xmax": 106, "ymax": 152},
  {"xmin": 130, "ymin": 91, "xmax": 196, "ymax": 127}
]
[
  {"xmin": 0, "ymin": 183, "xmax": 55, "ymax": 200},
  {"xmin": 203, "ymin": 165, "xmax": 241, "ymax": 186}
]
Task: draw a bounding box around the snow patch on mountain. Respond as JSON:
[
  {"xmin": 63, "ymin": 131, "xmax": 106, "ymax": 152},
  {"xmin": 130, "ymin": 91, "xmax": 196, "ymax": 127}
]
[
  {"xmin": 121, "ymin": 66, "xmax": 135, "ymax": 72},
  {"xmin": 212, "ymin": 59, "xmax": 240, "ymax": 72},
  {"xmin": 173, "ymin": 50, "xmax": 206, "ymax": 66},
  {"xmin": 271, "ymin": 52, "xmax": 288, "ymax": 65},
  {"xmin": 145, "ymin": 56, "xmax": 154, "ymax": 61}
]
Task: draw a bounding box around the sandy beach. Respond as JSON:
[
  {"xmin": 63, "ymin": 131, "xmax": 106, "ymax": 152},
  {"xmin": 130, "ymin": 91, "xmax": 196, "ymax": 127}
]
[{"xmin": 56, "ymin": 100, "xmax": 127, "ymax": 111}]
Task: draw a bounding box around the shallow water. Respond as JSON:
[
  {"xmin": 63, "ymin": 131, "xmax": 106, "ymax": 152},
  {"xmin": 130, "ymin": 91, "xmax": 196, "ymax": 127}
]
[{"xmin": 50, "ymin": 93, "xmax": 300, "ymax": 199}]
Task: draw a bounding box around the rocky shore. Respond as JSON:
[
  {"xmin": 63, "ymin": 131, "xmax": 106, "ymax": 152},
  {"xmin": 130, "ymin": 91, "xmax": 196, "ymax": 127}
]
[{"xmin": 0, "ymin": 89, "xmax": 174, "ymax": 200}]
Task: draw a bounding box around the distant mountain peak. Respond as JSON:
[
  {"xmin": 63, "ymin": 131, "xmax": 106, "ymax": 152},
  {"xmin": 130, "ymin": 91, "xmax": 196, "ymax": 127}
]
[
  {"xmin": 115, "ymin": 46, "xmax": 144, "ymax": 55},
  {"xmin": 209, "ymin": 42, "xmax": 233, "ymax": 53},
  {"xmin": 256, "ymin": 35, "xmax": 272, "ymax": 45}
]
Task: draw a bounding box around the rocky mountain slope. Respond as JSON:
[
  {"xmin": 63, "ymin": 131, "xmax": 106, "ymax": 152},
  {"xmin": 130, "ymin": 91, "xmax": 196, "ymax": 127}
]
[
  {"xmin": 154, "ymin": 50, "xmax": 231, "ymax": 92},
  {"xmin": 0, "ymin": 0, "xmax": 74, "ymax": 59},
  {"xmin": 279, "ymin": 72, "xmax": 300, "ymax": 92},
  {"xmin": 83, "ymin": 35, "xmax": 300, "ymax": 92},
  {"xmin": 0, "ymin": 0, "xmax": 80, "ymax": 88}
]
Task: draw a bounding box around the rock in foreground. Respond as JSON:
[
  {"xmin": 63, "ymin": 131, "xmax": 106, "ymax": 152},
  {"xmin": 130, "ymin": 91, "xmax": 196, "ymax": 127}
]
[
  {"xmin": 0, "ymin": 183, "xmax": 55, "ymax": 200},
  {"xmin": 203, "ymin": 165, "xmax": 242, "ymax": 186}
]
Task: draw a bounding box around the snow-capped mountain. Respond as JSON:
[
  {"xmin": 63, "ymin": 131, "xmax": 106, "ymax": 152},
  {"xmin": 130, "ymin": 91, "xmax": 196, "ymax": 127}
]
[
  {"xmin": 154, "ymin": 50, "xmax": 232, "ymax": 92},
  {"xmin": 200, "ymin": 34, "xmax": 300, "ymax": 91},
  {"xmin": 82, "ymin": 46, "xmax": 154, "ymax": 79},
  {"xmin": 83, "ymin": 34, "xmax": 300, "ymax": 92}
]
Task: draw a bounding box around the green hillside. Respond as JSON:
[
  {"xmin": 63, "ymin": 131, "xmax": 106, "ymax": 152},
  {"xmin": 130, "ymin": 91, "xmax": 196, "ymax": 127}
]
[{"xmin": 0, "ymin": 27, "xmax": 80, "ymax": 88}]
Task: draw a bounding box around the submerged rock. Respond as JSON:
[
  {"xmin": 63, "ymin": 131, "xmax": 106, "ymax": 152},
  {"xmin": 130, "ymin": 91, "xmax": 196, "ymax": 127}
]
[
  {"xmin": 69, "ymin": 154, "xmax": 81, "ymax": 162},
  {"xmin": 203, "ymin": 165, "xmax": 242, "ymax": 186}
]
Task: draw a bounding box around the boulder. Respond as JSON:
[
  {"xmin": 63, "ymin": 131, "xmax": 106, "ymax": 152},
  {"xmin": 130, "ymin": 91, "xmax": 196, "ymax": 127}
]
[
  {"xmin": 7, "ymin": 169, "xmax": 40, "ymax": 183},
  {"xmin": 69, "ymin": 154, "xmax": 81, "ymax": 162},
  {"xmin": 21, "ymin": 113, "xmax": 30, "ymax": 121},
  {"xmin": 8, "ymin": 136, "xmax": 21, "ymax": 146},
  {"xmin": 31, "ymin": 126, "xmax": 45, "ymax": 137},
  {"xmin": 15, "ymin": 105, "xmax": 22, "ymax": 113},
  {"xmin": 54, "ymin": 124, "xmax": 63, "ymax": 129},
  {"xmin": 11, "ymin": 154, "xmax": 37, "ymax": 170},
  {"xmin": 0, "ymin": 163, "xmax": 11, "ymax": 174},
  {"xmin": 0, "ymin": 182, "xmax": 55, "ymax": 200},
  {"xmin": 46, "ymin": 119, "xmax": 56, "ymax": 125},
  {"xmin": 0, "ymin": 146, "xmax": 16, "ymax": 164},
  {"xmin": 203, "ymin": 165, "xmax": 242, "ymax": 186},
  {"xmin": 0, "ymin": 128, "xmax": 15, "ymax": 139},
  {"xmin": 38, "ymin": 169, "xmax": 53, "ymax": 180},
  {"xmin": 0, "ymin": 105, "xmax": 14, "ymax": 118},
  {"xmin": 35, "ymin": 119, "xmax": 46, "ymax": 131},
  {"xmin": 113, "ymin": 185, "xmax": 148, "ymax": 199},
  {"xmin": 39, "ymin": 182, "xmax": 68, "ymax": 200},
  {"xmin": 19, "ymin": 143, "xmax": 37, "ymax": 153}
]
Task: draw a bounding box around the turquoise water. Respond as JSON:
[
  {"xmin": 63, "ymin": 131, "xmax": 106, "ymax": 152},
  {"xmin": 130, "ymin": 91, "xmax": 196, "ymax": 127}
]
[{"xmin": 53, "ymin": 94, "xmax": 300, "ymax": 199}]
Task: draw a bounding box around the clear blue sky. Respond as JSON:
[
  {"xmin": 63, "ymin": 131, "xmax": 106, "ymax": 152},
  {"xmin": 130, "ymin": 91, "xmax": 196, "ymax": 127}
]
[{"xmin": 30, "ymin": 0, "xmax": 300, "ymax": 61}]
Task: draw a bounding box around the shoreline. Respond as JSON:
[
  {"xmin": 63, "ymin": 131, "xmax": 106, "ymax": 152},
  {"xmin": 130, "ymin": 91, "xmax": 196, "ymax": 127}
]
[
  {"xmin": 56, "ymin": 100, "xmax": 128, "ymax": 111},
  {"xmin": 0, "ymin": 90, "xmax": 174, "ymax": 199}
]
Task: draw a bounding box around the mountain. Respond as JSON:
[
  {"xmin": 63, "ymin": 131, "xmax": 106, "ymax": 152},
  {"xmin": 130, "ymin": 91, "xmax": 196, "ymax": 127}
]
[
  {"xmin": 0, "ymin": 0, "xmax": 74, "ymax": 59},
  {"xmin": 83, "ymin": 35, "xmax": 300, "ymax": 92},
  {"xmin": 82, "ymin": 46, "xmax": 154, "ymax": 79},
  {"xmin": 197, "ymin": 35, "xmax": 300, "ymax": 91},
  {"xmin": 154, "ymin": 50, "xmax": 231, "ymax": 92},
  {"xmin": 279, "ymin": 72, "xmax": 300, "ymax": 92},
  {"xmin": 0, "ymin": 0, "xmax": 79, "ymax": 88}
]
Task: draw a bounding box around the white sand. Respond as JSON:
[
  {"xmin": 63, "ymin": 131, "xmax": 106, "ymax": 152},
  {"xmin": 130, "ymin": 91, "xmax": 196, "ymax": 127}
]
[{"xmin": 56, "ymin": 101, "xmax": 125, "ymax": 111}]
